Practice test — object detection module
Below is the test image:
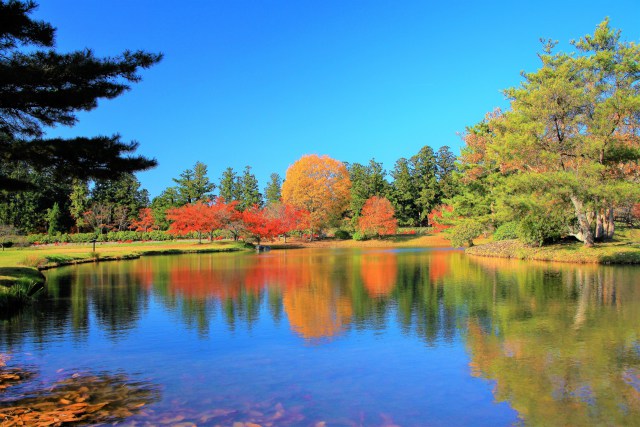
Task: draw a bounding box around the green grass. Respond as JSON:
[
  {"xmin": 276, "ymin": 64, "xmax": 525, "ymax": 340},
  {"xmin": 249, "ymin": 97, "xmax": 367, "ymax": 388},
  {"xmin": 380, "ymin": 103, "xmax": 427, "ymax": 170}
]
[
  {"xmin": 466, "ymin": 229, "xmax": 640, "ymax": 264},
  {"xmin": 0, "ymin": 240, "xmax": 252, "ymax": 280},
  {"xmin": 0, "ymin": 266, "xmax": 45, "ymax": 287}
]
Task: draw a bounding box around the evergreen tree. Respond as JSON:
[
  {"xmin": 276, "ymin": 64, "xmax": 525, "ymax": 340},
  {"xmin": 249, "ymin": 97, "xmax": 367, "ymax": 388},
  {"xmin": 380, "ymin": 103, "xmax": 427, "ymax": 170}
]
[
  {"xmin": 435, "ymin": 146, "xmax": 458, "ymax": 200},
  {"xmin": 482, "ymin": 20, "xmax": 640, "ymax": 246},
  {"xmin": 410, "ymin": 146, "xmax": 439, "ymax": 225},
  {"xmin": 89, "ymin": 173, "xmax": 149, "ymax": 230},
  {"xmin": 239, "ymin": 166, "xmax": 262, "ymax": 210},
  {"xmin": 151, "ymin": 187, "xmax": 180, "ymax": 230},
  {"xmin": 173, "ymin": 161, "xmax": 215, "ymax": 204},
  {"xmin": 0, "ymin": 1, "xmax": 162, "ymax": 191},
  {"xmin": 46, "ymin": 202, "xmax": 63, "ymax": 235},
  {"xmin": 264, "ymin": 173, "xmax": 282, "ymax": 205},
  {"xmin": 219, "ymin": 167, "xmax": 239, "ymax": 203},
  {"xmin": 0, "ymin": 161, "xmax": 73, "ymax": 232},
  {"xmin": 69, "ymin": 179, "xmax": 89, "ymax": 231},
  {"xmin": 348, "ymin": 159, "xmax": 389, "ymax": 221},
  {"xmin": 389, "ymin": 158, "xmax": 419, "ymax": 226}
]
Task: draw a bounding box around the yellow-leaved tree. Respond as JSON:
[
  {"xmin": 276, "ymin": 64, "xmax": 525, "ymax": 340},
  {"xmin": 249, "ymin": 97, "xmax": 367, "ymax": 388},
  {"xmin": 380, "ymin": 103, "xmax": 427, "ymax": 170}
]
[{"xmin": 281, "ymin": 154, "xmax": 351, "ymax": 239}]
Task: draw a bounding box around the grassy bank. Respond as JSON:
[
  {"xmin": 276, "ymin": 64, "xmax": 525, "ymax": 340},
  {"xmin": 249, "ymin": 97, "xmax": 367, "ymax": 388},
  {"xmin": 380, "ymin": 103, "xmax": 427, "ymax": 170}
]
[
  {"xmin": 0, "ymin": 240, "xmax": 252, "ymax": 288},
  {"xmin": 466, "ymin": 236, "xmax": 640, "ymax": 264}
]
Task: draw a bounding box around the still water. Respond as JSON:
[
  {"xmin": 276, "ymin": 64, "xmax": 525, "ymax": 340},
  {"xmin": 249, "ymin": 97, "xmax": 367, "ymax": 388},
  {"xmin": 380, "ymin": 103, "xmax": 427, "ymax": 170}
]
[{"xmin": 1, "ymin": 248, "xmax": 640, "ymax": 426}]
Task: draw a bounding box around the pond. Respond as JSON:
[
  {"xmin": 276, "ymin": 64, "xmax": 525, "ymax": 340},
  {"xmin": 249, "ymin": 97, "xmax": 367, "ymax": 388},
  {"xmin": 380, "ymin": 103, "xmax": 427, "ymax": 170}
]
[{"xmin": 1, "ymin": 248, "xmax": 640, "ymax": 426}]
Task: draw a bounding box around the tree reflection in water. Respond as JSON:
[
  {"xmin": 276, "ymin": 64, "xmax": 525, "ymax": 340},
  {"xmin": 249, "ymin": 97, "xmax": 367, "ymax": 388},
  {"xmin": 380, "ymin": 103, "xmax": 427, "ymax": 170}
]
[{"xmin": 3, "ymin": 249, "xmax": 639, "ymax": 425}]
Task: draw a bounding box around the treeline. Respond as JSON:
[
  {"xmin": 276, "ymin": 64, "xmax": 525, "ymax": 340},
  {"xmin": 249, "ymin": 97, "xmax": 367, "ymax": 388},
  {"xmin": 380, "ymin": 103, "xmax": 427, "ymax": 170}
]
[{"xmin": 0, "ymin": 146, "xmax": 457, "ymax": 238}]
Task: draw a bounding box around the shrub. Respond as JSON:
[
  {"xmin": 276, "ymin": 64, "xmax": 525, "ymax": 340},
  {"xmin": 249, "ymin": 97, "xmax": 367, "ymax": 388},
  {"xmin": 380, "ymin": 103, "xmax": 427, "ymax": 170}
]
[
  {"xmin": 517, "ymin": 214, "xmax": 564, "ymax": 247},
  {"xmin": 352, "ymin": 231, "xmax": 367, "ymax": 241},
  {"xmin": 334, "ymin": 229, "xmax": 351, "ymax": 240},
  {"xmin": 494, "ymin": 221, "xmax": 519, "ymax": 241},
  {"xmin": 448, "ymin": 219, "xmax": 484, "ymax": 247}
]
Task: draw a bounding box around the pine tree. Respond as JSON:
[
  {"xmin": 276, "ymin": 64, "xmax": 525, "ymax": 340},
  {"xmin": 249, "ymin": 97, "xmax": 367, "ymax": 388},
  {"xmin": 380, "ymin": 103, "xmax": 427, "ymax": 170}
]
[
  {"xmin": 389, "ymin": 158, "xmax": 418, "ymax": 226},
  {"xmin": 219, "ymin": 167, "xmax": 239, "ymax": 203},
  {"xmin": 0, "ymin": 1, "xmax": 162, "ymax": 191},
  {"xmin": 46, "ymin": 202, "xmax": 63, "ymax": 235},
  {"xmin": 239, "ymin": 166, "xmax": 262, "ymax": 210},
  {"xmin": 410, "ymin": 146, "xmax": 439, "ymax": 226},
  {"xmin": 435, "ymin": 146, "xmax": 458, "ymax": 200},
  {"xmin": 264, "ymin": 173, "xmax": 282, "ymax": 205},
  {"xmin": 173, "ymin": 161, "xmax": 215, "ymax": 204}
]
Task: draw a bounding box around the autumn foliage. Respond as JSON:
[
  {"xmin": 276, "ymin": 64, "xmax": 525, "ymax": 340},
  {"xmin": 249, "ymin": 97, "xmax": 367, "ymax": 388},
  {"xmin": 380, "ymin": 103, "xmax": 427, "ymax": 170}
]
[
  {"xmin": 166, "ymin": 198, "xmax": 309, "ymax": 244},
  {"xmin": 427, "ymin": 205, "xmax": 453, "ymax": 231},
  {"xmin": 242, "ymin": 205, "xmax": 281, "ymax": 244},
  {"xmin": 166, "ymin": 201, "xmax": 216, "ymax": 242},
  {"xmin": 129, "ymin": 208, "xmax": 158, "ymax": 232},
  {"xmin": 281, "ymin": 154, "xmax": 351, "ymax": 237},
  {"xmin": 357, "ymin": 196, "xmax": 398, "ymax": 237}
]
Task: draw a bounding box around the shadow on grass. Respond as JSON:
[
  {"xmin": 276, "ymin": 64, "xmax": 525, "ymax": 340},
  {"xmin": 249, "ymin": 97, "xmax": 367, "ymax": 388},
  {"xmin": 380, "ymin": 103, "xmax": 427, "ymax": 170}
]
[{"xmin": 0, "ymin": 267, "xmax": 45, "ymax": 287}]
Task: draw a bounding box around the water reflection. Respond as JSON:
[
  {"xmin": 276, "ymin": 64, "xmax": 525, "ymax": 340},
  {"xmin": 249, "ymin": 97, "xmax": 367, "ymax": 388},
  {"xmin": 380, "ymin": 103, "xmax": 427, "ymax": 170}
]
[{"xmin": 1, "ymin": 249, "xmax": 639, "ymax": 425}]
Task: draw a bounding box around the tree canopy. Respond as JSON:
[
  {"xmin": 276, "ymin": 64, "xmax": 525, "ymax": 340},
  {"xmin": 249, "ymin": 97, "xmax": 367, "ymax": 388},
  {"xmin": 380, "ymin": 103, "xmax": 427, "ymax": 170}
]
[
  {"xmin": 450, "ymin": 19, "xmax": 640, "ymax": 247},
  {"xmin": 0, "ymin": 0, "xmax": 162, "ymax": 190},
  {"xmin": 281, "ymin": 154, "xmax": 351, "ymax": 237}
]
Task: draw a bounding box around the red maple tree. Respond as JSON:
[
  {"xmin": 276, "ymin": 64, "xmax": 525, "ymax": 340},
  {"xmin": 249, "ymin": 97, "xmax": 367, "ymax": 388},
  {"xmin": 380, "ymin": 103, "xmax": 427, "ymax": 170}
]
[
  {"xmin": 167, "ymin": 201, "xmax": 218, "ymax": 243},
  {"xmin": 129, "ymin": 208, "xmax": 158, "ymax": 232},
  {"xmin": 242, "ymin": 205, "xmax": 281, "ymax": 245}
]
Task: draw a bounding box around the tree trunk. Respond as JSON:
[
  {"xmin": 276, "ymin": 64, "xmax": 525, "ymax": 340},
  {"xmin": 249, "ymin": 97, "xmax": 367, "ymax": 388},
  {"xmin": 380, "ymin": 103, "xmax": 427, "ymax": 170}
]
[
  {"xmin": 605, "ymin": 206, "xmax": 615, "ymax": 240},
  {"xmin": 569, "ymin": 195, "xmax": 595, "ymax": 247},
  {"xmin": 595, "ymin": 210, "xmax": 604, "ymax": 241}
]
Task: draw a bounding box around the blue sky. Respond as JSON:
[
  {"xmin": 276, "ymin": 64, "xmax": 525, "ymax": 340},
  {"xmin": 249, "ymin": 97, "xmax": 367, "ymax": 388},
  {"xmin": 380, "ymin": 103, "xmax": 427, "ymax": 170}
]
[{"xmin": 36, "ymin": 1, "xmax": 640, "ymax": 198}]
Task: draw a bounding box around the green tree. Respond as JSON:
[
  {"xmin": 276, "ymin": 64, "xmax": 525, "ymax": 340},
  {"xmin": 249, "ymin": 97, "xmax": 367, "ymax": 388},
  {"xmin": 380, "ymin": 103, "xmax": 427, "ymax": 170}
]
[
  {"xmin": 219, "ymin": 167, "xmax": 240, "ymax": 203},
  {"xmin": 150, "ymin": 187, "xmax": 180, "ymax": 230},
  {"xmin": 488, "ymin": 19, "xmax": 640, "ymax": 246},
  {"xmin": 90, "ymin": 173, "xmax": 148, "ymax": 230},
  {"xmin": 69, "ymin": 179, "xmax": 89, "ymax": 232},
  {"xmin": 264, "ymin": 173, "xmax": 282, "ymax": 205},
  {"xmin": 389, "ymin": 158, "xmax": 418, "ymax": 226},
  {"xmin": 411, "ymin": 146, "xmax": 439, "ymax": 225},
  {"xmin": 435, "ymin": 146, "xmax": 458, "ymax": 200},
  {"xmin": 0, "ymin": 162, "xmax": 73, "ymax": 232},
  {"xmin": 46, "ymin": 202, "xmax": 63, "ymax": 235},
  {"xmin": 172, "ymin": 161, "xmax": 215, "ymax": 205},
  {"xmin": 238, "ymin": 166, "xmax": 262, "ymax": 210},
  {"xmin": 0, "ymin": 1, "xmax": 162, "ymax": 191},
  {"xmin": 348, "ymin": 159, "xmax": 389, "ymax": 222}
]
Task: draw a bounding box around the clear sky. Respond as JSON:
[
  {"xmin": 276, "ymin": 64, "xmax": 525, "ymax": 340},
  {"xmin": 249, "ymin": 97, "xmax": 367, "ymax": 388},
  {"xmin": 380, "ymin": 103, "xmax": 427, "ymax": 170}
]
[{"xmin": 35, "ymin": 1, "xmax": 640, "ymax": 198}]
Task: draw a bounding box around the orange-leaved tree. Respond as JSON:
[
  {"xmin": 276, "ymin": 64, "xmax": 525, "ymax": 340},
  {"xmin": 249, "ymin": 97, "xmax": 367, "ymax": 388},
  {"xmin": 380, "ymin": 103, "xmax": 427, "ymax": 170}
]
[
  {"xmin": 357, "ymin": 196, "xmax": 398, "ymax": 238},
  {"xmin": 129, "ymin": 208, "xmax": 159, "ymax": 232},
  {"xmin": 281, "ymin": 154, "xmax": 351, "ymax": 240}
]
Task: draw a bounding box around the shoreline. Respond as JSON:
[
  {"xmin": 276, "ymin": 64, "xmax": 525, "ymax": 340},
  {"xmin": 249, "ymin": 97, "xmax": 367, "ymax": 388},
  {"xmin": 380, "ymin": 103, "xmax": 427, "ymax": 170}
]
[
  {"xmin": 2, "ymin": 233, "xmax": 640, "ymax": 291},
  {"xmin": 465, "ymin": 239, "xmax": 640, "ymax": 264}
]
